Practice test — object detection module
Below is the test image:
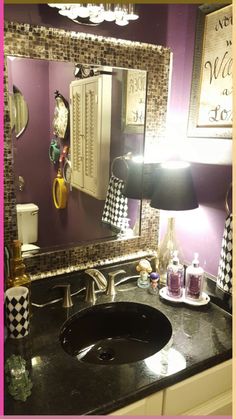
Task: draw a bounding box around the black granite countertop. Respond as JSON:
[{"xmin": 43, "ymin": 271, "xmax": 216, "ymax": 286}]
[{"xmin": 4, "ymin": 259, "xmax": 232, "ymax": 415}]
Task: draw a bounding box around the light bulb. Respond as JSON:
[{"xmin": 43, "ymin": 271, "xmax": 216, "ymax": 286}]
[
  {"xmin": 68, "ymin": 10, "xmax": 80, "ymax": 20},
  {"xmin": 115, "ymin": 17, "xmax": 129, "ymax": 26},
  {"xmin": 89, "ymin": 11, "xmax": 105, "ymax": 24},
  {"xmin": 126, "ymin": 4, "xmax": 139, "ymax": 20},
  {"xmin": 88, "ymin": 3, "xmax": 104, "ymax": 23},
  {"xmin": 59, "ymin": 8, "xmax": 72, "ymax": 17},
  {"xmin": 76, "ymin": 5, "xmax": 90, "ymax": 18},
  {"xmin": 103, "ymin": 4, "xmax": 115, "ymax": 21},
  {"xmin": 61, "ymin": 6, "xmax": 79, "ymax": 20},
  {"xmin": 88, "ymin": 3, "xmax": 101, "ymax": 14},
  {"xmin": 114, "ymin": 4, "xmax": 125, "ymax": 20}
]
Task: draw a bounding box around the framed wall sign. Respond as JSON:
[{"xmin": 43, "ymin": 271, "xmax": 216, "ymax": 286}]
[
  {"xmin": 188, "ymin": 4, "xmax": 232, "ymax": 139},
  {"xmin": 123, "ymin": 69, "xmax": 147, "ymax": 134}
]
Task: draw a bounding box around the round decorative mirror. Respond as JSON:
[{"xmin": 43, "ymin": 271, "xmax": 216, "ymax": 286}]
[{"xmin": 9, "ymin": 85, "xmax": 29, "ymax": 138}]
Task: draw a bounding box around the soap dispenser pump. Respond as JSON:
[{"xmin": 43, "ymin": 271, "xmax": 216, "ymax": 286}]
[
  {"xmin": 185, "ymin": 253, "xmax": 204, "ymax": 300},
  {"xmin": 166, "ymin": 250, "xmax": 184, "ymax": 298}
]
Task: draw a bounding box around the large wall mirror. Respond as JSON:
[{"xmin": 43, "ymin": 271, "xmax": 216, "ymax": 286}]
[
  {"xmin": 4, "ymin": 21, "xmax": 171, "ymax": 277},
  {"xmin": 8, "ymin": 56, "xmax": 146, "ymax": 254}
]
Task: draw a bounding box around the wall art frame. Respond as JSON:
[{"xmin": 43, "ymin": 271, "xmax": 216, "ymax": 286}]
[
  {"xmin": 188, "ymin": 3, "xmax": 232, "ymax": 140},
  {"xmin": 122, "ymin": 69, "xmax": 147, "ymax": 134}
]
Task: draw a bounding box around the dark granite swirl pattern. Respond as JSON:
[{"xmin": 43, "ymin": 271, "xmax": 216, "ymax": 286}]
[{"xmin": 4, "ymin": 260, "xmax": 232, "ymax": 415}]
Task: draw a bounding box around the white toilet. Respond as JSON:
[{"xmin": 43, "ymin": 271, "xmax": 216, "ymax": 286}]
[{"xmin": 16, "ymin": 203, "xmax": 40, "ymax": 255}]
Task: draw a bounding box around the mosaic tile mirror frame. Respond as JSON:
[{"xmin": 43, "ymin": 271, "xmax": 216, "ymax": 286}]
[{"xmin": 4, "ymin": 21, "xmax": 171, "ymax": 279}]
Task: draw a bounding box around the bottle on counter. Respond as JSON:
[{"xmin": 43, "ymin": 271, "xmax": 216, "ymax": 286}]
[
  {"xmin": 185, "ymin": 253, "xmax": 204, "ymax": 300},
  {"xmin": 148, "ymin": 272, "xmax": 160, "ymax": 295},
  {"xmin": 7, "ymin": 240, "xmax": 32, "ymax": 312},
  {"xmin": 166, "ymin": 250, "xmax": 184, "ymax": 298}
]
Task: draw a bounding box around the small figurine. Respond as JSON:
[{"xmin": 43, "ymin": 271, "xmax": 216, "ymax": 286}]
[
  {"xmin": 148, "ymin": 272, "xmax": 160, "ymax": 295},
  {"xmin": 136, "ymin": 259, "xmax": 152, "ymax": 289}
]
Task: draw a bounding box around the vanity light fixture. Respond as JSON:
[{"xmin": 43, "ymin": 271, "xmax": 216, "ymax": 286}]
[
  {"xmin": 150, "ymin": 161, "xmax": 199, "ymax": 284},
  {"xmin": 48, "ymin": 4, "xmax": 139, "ymax": 26}
]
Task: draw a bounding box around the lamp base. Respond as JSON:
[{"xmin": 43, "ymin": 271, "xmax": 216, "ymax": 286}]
[
  {"xmin": 156, "ymin": 216, "xmax": 182, "ymax": 285},
  {"xmin": 159, "ymin": 272, "xmax": 167, "ymax": 286}
]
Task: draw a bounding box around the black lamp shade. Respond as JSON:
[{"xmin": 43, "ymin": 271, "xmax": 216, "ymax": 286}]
[
  {"xmin": 121, "ymin": 160, "xmax": 143, "ymax": 199},
  {"xmin": 122, "ymin": 161, "xmax": 154, "ymax": 199},
  {"xmin": 150, "ymin": 163, "xmax": 198, "ymax": 211}
]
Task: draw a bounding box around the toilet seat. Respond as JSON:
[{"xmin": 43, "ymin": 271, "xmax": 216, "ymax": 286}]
[{"xmin": 21, "ymin": 243, "xmax": 40, "ymax": 255}]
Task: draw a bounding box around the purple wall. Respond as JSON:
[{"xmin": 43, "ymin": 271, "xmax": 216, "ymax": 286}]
[
  {"xmin": 4, "ymin": 4, "xmax": 168, "ymax": 45},
  {"xmin": 5, "ymin": 4, "xmax": 232, "ymax": 275},
  {"xmin": 166, "ymin": 4, "xmax": 198, "ymax": 134},
  {"xmin": 162, "ymin": 5, "xmax": 232, "ymax": 276},
  {"xmin": 159, "ymin": 163, "xmax": 232, "ymax": 276}
]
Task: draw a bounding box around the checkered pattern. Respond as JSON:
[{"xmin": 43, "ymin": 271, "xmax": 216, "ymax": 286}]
[
  {"xmin": 217, "ymin": 214, "xmax": 232, "ymax": 294},
  {"xmin": 5, "ymin": 294, "xmax": 29, "ymax": 339},
  {"xmin": 102, "ymin": 175, "xmax": 128, "ymax": 231}
]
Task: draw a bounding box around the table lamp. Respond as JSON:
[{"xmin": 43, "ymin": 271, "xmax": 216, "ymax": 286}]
[{"xmin": 150, "ymin": 161, "xmax": 198, "ymax": 284}]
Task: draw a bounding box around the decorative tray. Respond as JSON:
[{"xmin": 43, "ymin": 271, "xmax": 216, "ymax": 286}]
[{"xmin": 159, "ymin": 287, "xmax": 210, "ymax": 306}]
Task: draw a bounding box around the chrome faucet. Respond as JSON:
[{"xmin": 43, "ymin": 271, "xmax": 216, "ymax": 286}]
[
  {"xmin": 52, "ymin": 284, "xmax": 73, "ymax": 308},
  {"xmin": 106, "ymin": 269, "xmax": 126, "ymax": 297},
  {"xmin": 84, "ymin": 269, "xmax": 107, "ymax": 304}
]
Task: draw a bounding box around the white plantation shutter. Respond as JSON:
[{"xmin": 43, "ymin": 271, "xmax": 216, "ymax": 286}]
[
  {"xmin": 70, "ymin": 83, "xmax": 84, "ymax": 189},
  {"xmin": 84, "ymin": 80, "xmax": 98, "ymax": 195},
  {"xmin": 70, "ymin": 75, "xmax": 111, "ymax": 199}
]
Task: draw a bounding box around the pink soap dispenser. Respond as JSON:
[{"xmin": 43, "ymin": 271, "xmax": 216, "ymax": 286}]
[
  {"xmin": 166, "ymin": 251, "xmax": 184, "ymax": 298},
  {"xmin": 185, "ymin": 253, "xmax": 205, "ymax": 300}
]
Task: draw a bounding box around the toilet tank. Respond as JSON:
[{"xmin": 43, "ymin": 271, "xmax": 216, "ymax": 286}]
[{"xmin": 16, "ymin": 203, "xmax": 39, "ymax": 244}]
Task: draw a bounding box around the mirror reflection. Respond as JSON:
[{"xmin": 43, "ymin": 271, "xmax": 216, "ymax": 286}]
[
  {"xmin": 7, "ymin": 56, "xmax": 147, "ymax": 254},
  {"xmin": 9, "ymin": 85, "xmax": 29, "ymax": 138}
]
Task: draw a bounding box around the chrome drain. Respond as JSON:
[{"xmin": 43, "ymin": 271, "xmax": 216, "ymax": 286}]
[{"xmin": 97, "ymin": 347, "xmax": 115, "ymax": 362}]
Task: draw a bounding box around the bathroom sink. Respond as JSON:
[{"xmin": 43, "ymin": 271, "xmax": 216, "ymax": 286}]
[{"xmin": 59, "ymin": 302, "xmax": 172, "ymax": 365}]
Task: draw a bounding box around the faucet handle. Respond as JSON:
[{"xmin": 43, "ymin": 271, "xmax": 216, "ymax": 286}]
[
  {"xmin": 85, "ymin": 269, "xmax": 107, "ymax": 290},
  {"xmin": 52, "ymin": 284, "xmax": 73, "ymax": 308},
  {"xmin": 106, "ymin": 269, "xmax": 126, "ymax": 296}
]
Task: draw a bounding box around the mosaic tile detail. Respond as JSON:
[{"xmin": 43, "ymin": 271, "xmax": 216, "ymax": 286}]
[{"xmin": 4, "ymin": 21, "xmax": 170, "ymax": 278}]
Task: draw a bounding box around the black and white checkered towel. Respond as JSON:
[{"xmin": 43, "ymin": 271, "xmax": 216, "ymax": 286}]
[
  {"xmin": 217, "ymin": 213, "xmax": 232, "ymax": 294},
  {"xmin": 102, "ymin": 175, "xmax": 128, "ymax": 231}
]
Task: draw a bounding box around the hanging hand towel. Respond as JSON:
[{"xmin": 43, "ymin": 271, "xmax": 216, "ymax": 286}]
[
  {"xmin": 102, "ymin": 175, "xmax": 128, "ymax": 231},
  {"xmin": 217, "ymin": 213, "xmax": 232, "ymax": 294}
]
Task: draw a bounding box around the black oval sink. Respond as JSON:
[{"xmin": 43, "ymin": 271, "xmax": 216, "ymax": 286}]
[
  {"xmin": 59, "ymin": 302, "xmax": 172, "ymax": 365},
  {"xmin": 59, "ymin": 302, "xmax": 172, "ymax": 364}
]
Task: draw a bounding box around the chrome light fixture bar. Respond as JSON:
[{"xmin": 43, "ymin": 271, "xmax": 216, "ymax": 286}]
[{"xmin": 48, "ymin": 4, "xmax": 139, "ymax": 26}]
